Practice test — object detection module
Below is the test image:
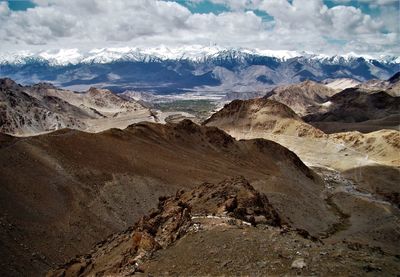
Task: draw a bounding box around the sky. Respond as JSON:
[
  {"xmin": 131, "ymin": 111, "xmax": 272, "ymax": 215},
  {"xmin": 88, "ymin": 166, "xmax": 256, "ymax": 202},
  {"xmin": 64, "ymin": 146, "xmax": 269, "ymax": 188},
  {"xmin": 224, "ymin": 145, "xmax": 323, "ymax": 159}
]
[{"xmin": 0, "ymin": 0, "xmax": 399, "ymax": 56}]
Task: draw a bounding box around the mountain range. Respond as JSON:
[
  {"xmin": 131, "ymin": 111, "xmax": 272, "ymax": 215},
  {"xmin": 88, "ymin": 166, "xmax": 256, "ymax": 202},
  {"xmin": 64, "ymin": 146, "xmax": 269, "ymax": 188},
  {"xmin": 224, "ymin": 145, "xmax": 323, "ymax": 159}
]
[
  {"xmin": 1, "ymin": 70, "xmax": 399, "ymax": 276},
  {"xmin": 1, "ymin": 47, "xmax": 398, "ymax": 95}
]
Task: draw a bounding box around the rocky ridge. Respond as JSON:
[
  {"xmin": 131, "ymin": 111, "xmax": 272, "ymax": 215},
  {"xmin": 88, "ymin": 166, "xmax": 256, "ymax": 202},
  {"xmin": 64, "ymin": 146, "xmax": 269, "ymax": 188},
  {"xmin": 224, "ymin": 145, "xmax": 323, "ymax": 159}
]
[
  {"xmin": 263, "ymin": 80, "xmax": 337, "ymax": 116},
  {"xmin": 47, "ymin": 177, "xmax": 282, "ymax": 276},
  {"xmin": 47, "ymin": 177, "xmax": 400, "ymax": 276},
  {"xmin": 0, "ymin": 120, "xmax": 332, "ymax": 276},
  {"xmin": 204, "ymin": 98, "xmax": 326, "ymax": 138},
  {"xmin": 0, "ymin": 78, "xmax": 154, "ymax": 135}
]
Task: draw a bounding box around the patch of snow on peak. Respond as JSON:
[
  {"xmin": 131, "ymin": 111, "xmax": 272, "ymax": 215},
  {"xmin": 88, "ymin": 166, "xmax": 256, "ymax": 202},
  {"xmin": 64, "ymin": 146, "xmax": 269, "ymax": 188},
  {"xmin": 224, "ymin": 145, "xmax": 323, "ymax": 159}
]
[
  {"xmin": 38, "ymin": 49, "xmax": 82, "ymax": 65},
  {"xmin": 254, "ymin": 49, "xmax": 302, "ymax": 60}
]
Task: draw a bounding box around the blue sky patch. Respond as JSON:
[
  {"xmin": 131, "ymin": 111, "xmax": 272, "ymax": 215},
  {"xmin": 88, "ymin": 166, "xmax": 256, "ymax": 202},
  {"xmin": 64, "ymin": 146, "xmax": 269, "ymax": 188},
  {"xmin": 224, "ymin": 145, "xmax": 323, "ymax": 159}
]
[
  {"xmin": 174, "ymin": 0, "xmax": 229, "ymax": 14},
  {"xmin": 1, "ymin": 0, "xmax": 36, "ymax": 11}
]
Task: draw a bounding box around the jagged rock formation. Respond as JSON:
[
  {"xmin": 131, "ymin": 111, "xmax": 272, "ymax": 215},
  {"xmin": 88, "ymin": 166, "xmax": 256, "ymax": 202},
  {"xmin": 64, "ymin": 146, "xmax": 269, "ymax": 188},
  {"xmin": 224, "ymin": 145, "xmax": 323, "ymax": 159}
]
[
  {"xmin": 47, "ymin": 177, "xmax": 281, "ymax": 276},
  {"xmin": 0, "ymin": 78, "xmax": 154, "ymax": 135},
  {"xmin": 47, "ymin": 177, "xmax": 400, "ymax": 277}
]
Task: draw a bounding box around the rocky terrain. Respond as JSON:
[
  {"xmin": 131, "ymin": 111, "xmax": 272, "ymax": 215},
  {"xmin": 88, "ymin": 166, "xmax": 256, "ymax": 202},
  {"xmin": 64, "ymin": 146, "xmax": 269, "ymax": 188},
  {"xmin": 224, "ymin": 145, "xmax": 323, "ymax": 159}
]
[
  {"xmin": 0, "ymin": 120, "xmax": 334, "ymax": 276},
  {"xmin": 47, "ymin": 177, "xmax": 400, "ymax": 277},
  {"xmin": 1, "ymin": 74, "xmax": 399, "ymax": 276},
  {"xmin": 0, "ymin": 78, "xmax": 155, "ymax": 136},
  {"xmin": 202, "ymin": 95, "xmax": 400, "ymax": 275},
  {"xmin": 204, "ymin": 96, "xmax": 400, "ymax": 169}
]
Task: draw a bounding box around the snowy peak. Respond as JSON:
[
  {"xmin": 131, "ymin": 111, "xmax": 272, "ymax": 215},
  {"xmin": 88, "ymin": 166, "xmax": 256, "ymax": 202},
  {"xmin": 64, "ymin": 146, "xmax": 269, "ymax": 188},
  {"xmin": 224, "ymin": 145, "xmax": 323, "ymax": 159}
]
[{"xmin": 1, "ymin": 46, "xmax": 397, "ymax": 66}]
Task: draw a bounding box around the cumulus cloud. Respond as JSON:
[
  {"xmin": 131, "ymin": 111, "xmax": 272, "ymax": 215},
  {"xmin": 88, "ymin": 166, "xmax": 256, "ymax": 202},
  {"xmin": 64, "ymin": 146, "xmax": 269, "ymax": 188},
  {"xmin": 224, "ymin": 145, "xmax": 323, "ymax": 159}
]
[
  {"xmin": 0, "ymin": 0, "xmax": 398, "ymax": 56},
  {"xmin": 258, "ymin": 0, "xmax": 398, "ymax": 55}
]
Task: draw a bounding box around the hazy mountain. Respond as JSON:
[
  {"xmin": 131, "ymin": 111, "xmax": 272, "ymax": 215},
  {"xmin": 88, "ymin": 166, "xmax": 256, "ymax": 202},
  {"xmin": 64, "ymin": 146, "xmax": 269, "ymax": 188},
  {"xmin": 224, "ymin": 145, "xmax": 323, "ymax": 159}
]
[
  {"xmin": 304, "ymin": 88, "xmax": 400, "ymax": 133},
  {"xmin": 263, "ymin": 80, "xmax": 337, "ymax": 116},
  {"xmin": 322, "ymin": 78, "xmax": 361, "ymax": 91},
  {"xmin": 355, "ymin": 71, "xmax": 400, "ymax": 96},
  {"xmin": 0, "ymin": 79, "xmax": 88, "ymax": 135},
  {"xmin": 0, "ymin": 47, "xmax": 398, "ymax": 96}
]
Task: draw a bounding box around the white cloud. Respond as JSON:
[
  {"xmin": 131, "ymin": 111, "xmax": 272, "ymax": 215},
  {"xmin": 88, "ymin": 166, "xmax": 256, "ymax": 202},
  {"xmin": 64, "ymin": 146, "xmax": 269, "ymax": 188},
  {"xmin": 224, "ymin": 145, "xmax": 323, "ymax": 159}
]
[
  {"xmin": 0, "ymin": 0, "xmax": 397, "ymax": 56},
  {"xmin": 258, "ymin": 0, "xmax": 398, "ymax": 55},
  {"xmin": 0, "ymin": 1, "xmax": 10, "ymax": 16}
]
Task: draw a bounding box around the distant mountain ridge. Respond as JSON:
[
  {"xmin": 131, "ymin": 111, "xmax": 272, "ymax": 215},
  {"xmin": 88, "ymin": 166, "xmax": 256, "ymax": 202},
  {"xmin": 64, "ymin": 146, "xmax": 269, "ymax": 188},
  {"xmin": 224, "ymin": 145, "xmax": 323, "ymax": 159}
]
[
  {"xmin": 0, "ymin": 47, "xmax": 398, "ymax": 94},
  {"xmin": 2, "ymin": 47, "xmax": 399, "ymax": 65}
]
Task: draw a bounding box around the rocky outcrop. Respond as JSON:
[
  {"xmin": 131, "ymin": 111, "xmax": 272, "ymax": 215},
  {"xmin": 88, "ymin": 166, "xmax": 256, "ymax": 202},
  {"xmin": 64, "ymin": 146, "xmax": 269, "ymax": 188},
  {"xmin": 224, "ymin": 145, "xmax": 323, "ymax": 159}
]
[{"xmin": 47, "ymin": 177, "xmax": 281, "ymax": 276}]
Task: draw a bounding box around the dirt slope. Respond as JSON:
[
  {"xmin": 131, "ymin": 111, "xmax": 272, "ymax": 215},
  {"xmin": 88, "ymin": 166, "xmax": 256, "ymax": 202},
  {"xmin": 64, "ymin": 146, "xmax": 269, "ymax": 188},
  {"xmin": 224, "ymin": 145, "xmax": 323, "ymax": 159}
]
[
  {"xmin": 204, "ymin": 98, "xmax": 326, "ymax": 138},
  {"xmin": 203, "ymin": 100, "xmax": 400, "ymax": 270},
  {"xmin": 0, "ymin": 120, "xmax": 334, "ymax": 276},
  {"xmin": 323, "ymin": 78, "xmax": 360, "ymax": 91},
  {"xmin": 263, "ymin": 80, "xmax": 337, "ymax": 116},
  {"xmin": 331, "ymin": 129, "xmax": 400, "ymax": 166},
  {"xmin": 304, "ymin": 88, "xmax": 400, "ymax": 133},
  {"xmin": 48, "ymin": 177, "xmax": 400, "ymax": 277},
  {"xmin": 204, "ymin": 97, "xmax": 400, "ymax": 169}
]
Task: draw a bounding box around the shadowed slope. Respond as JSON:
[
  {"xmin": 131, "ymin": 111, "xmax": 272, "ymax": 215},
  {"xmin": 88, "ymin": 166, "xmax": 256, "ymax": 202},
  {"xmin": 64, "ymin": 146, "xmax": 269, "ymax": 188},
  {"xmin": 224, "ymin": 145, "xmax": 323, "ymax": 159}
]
[{"xmin": 0, "ymin": 120, "xmax": 333, "ymax": 276}]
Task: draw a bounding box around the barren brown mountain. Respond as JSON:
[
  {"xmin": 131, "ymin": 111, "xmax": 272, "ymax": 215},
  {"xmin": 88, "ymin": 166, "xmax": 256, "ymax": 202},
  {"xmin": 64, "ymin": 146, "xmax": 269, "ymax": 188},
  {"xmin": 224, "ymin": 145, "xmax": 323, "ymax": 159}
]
[
  {"xmin": 323, "ymin": 78, "xmax": 361, "ymax": 91},
  {"xmin": 263, "ymin": 80, "xmax": 337, "ymax": 116},
  {"xmin": 0, "ymin": 78, "xmax": 154, "ymax": 136},
  {"xmin": 356, "ymin": 72, "xmax": 400, "ymax": 97},
  {"xmin": 304, "ymin": 87, "xmax": 400, "ymax": 133},
  {"xmin": 47, "ymin": 177, "xmax": 400, "ymax": 277},
  {"xmin": 0, "ymin": 120, "xmax": 336, "ymax": 276},
  {"xmin": 204, "ymin": 97, "xmax": 400, "ymax": 169},
  {"xmin": 204, "ymin": 98, "xmax": 326, "ymax": 138},
  {"xmin": 203, "ymin": 98, "xmax": 400, "ymax": 269},
  {"xmin": 1, "ymin": 78, "xmax": 399, "ymax": 277}
]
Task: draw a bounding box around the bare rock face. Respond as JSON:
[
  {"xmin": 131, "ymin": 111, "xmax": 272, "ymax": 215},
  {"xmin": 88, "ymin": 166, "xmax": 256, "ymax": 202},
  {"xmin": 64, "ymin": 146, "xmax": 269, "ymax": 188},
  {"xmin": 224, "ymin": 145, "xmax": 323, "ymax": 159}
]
[
  {"xmin": 0, "ymin": 83, "xmax": 87, "ymax": 135},
  {"xmin": 0, "ymin": 78, "xmax": 154, "ymax": 136},
  {"xmin": 180, "ymin": 177, "xmax": 281, "ymax": 226},
  {"xmin": 47, "ymin": 177, "xmax": 281, "ymax": 276}
]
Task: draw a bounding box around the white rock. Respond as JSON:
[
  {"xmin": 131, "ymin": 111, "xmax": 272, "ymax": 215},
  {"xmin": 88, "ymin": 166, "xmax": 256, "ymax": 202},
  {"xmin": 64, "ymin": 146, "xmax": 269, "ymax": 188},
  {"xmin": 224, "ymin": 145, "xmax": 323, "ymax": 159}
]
[{"xmin": 291, "ymin": 258, "xmax": 307, "ymax": 269}]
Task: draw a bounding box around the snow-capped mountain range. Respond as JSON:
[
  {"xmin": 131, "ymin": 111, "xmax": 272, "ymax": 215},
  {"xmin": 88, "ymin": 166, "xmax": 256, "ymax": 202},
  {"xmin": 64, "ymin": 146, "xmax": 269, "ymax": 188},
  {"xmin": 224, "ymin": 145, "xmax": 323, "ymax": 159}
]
[
  {"xmin": 0, "ymin": 45, "xmax": 399, "ymax": 95},
  {"xmin": 1, "ymin": 46, "xmax": 399, "ymax": 66}
]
